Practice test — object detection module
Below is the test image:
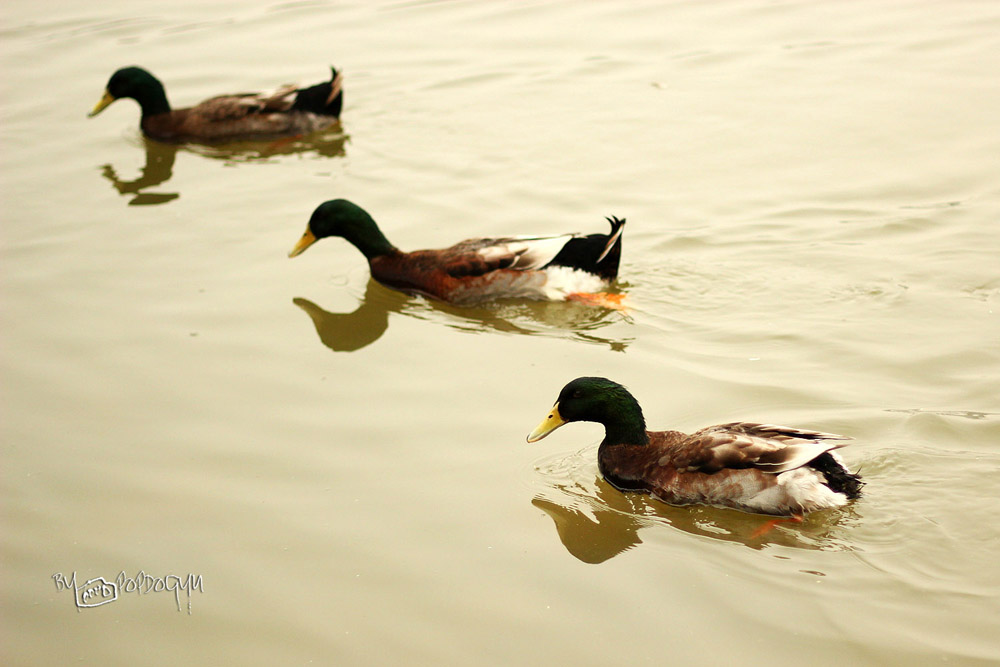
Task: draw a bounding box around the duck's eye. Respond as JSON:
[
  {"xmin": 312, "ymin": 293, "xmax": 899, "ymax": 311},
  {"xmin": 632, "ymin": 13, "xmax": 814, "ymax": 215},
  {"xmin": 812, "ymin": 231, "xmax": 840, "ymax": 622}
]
[{"xmin": 571, "ymin": 390, "xmax": 583, "ymax": 399}]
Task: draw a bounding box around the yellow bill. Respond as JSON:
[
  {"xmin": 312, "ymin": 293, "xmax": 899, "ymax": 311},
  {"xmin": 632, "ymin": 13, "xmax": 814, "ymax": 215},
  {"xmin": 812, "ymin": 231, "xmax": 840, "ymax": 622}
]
[
  {"xmin": 527, "ymin": 403, "xmax": 566, "ymax": 442},
  {"xmin": 288, "ymin": 227, "xmax": 318, "ymax": 258},
  {"xmin": 89, "ymin": 90, "xmax": 117, "ymax": 117}
]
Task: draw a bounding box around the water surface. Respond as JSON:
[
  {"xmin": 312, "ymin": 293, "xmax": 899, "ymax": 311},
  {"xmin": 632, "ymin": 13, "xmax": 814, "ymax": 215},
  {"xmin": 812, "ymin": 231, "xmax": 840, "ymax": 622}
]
[{"xmin": 3, "ymin": 1, "xmax": 999, "ymax": 665}]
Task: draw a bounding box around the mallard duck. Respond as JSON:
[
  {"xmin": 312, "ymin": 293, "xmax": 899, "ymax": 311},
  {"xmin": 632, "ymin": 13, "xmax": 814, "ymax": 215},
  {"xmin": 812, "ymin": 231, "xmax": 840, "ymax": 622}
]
[
  {"xmin": 288, "ymin": 199, "xmax": 626, "ymax": 306},
  {"xmin": 527, "ymin": 377, "xmax": 863, "ymax": 518},
  {"xmin": 89, "ymin": 66, "xmax": 343, "ymax": 142}
]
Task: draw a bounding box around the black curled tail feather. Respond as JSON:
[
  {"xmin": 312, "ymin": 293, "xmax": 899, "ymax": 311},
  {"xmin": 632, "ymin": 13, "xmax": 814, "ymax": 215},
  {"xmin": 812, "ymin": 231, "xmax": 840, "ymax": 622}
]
[
  {"xmin": 292, "ymin": 66, "xmax": 344, "ymax": 118},
  {"xmin": 599, "ymin": 216, "xmax": 626, "ymax": 263},
  {"xmin": 544, "ymin": 215, "xmax": 625, "ymax": 280},
  {"xmin": 810, "ymin": 451, "xmax": 864, "ymax": 500}
]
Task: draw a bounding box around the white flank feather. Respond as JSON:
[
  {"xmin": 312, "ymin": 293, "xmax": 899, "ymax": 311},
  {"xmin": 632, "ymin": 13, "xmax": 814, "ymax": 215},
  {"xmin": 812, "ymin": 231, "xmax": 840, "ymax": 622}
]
[
  {"xmin": 478, "ymin": 235, "xmax": 577, "ymax": 271},
  {"xmin": 772, "ymin": 468, "xmax": 847, "ymax": 514},
  {"xmin": 540, "ymin": 266, "xmax": 607, "ymax": 299}
]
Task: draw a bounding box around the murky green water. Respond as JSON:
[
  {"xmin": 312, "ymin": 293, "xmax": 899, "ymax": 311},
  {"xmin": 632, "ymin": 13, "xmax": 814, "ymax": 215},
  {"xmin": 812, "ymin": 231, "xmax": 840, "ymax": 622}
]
[{"xmin": 3, "ymin": 1, "xmax": 999, "ymax": 665}]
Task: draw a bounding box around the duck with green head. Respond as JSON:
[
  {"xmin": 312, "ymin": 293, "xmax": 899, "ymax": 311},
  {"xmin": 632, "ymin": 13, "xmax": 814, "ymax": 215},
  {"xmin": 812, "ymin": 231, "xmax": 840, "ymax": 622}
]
[
  {"xmin": 89, "ymin": 66, "xmax": 343, "ymax": 142},
  {"xmin": 528, "ymin": 377, "xmax": 863, "ymax": 518},
  {"xmin": 289, "ymin": 199, "xmax": 627, "ymax": 307}
]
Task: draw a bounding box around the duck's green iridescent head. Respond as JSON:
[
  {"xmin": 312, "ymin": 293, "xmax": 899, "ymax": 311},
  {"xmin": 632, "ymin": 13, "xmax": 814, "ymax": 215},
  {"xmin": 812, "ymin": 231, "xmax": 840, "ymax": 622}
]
[
  {"xmin": 527, "ymin": 377, "xmax": 647, "ymax": 445},
  {"xmin": 288, "ymin": 199, "xmax": 397, "ymax": 261},
  {"xmin": 89, "ymin": 66, "xmax": 170, "ymax": 118}
]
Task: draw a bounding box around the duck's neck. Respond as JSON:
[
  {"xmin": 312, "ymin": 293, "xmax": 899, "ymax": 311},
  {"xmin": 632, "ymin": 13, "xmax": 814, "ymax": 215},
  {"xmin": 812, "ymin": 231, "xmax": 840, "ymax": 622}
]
[
  {"xmin": 134, "ymin": 81, "xmax": 171, "ymax": 118},
  {"xmin": 597, "ymin": 393, "xmax": 649, "ymax": 448},
  {"xmin": 594, "ymin": 398, "xmax": 650, "ymax": 492},
  {"xmin": 350, "ymin": 227, "xmax": 397, "ymax": 261}
]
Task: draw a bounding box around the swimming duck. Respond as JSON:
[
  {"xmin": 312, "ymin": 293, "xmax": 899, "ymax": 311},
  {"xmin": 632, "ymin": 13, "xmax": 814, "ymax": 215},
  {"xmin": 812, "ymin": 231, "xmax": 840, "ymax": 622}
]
[
  {"xmin": 528, "ymin": 377, "xmax": 863, "ymax": 518},
  {"xmin": 289, "ymin": 199, "xmax": 626, "ymax": 306},
  {"xmin": 89, "ymin": 66, "xmax": 343, "ymax": 142}
]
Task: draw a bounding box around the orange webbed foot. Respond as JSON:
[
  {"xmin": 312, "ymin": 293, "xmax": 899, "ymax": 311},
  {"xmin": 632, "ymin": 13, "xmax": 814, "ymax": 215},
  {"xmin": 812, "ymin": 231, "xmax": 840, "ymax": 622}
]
[
  {"xmin": 750, "ymin": 513, "xmax": 804, "ymax": 539},
  {"xmin": 565, "ymin": 292, "xmax": 628, "ymax": 310},
  {"xmin": 265, "ymin": 134, "xmax": 304, "ymax": 151}
]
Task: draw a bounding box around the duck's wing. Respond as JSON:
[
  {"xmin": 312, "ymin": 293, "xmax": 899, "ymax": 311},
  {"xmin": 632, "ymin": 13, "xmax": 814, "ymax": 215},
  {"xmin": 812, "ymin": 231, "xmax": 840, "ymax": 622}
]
[
  {"xmin": 666, "ymin": 423, "xmax": 852, "ymax": 475},
  {"xmin": 439, "ymin": 234, "xmax": 577, "ymax": 278},
  {"xmin": 191, "ymin": 86, "xmax": 299, "ymax": 122}
]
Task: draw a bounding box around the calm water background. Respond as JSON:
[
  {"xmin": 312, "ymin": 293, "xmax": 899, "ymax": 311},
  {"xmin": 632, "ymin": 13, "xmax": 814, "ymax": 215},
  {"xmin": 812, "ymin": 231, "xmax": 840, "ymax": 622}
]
[{"xmin": 3, "ymin": 1, "xmax": 999, "ymax": 664}]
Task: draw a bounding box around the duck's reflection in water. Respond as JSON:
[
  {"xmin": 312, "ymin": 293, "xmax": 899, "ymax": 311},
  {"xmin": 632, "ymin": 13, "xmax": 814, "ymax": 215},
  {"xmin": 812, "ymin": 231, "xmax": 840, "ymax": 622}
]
[
  {"xmin": 100, "ymin": 138, "xmax": 179, "ymax": 206},
  {"xmin": 532, "ymin": 450, "xmax": 859, "ymax": 564},
  {"xmin": 293, "ymin": 279, "xmax": 633, "ymax": 353},
  {"xmin": 186, "ymin": 126, "xmax": 347, "ymax": 162},
  {"xmin": 293, "ymin": 280, "xmax": 397, "ymax": 353},
  {"xmin": 99, "ymin": 128, "xmax": 348, "ymax": 206}
]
